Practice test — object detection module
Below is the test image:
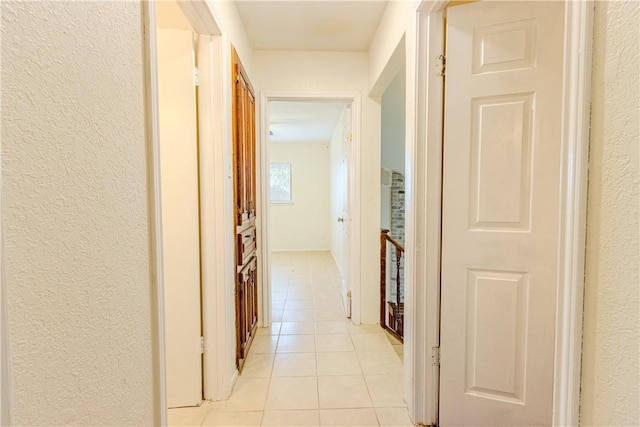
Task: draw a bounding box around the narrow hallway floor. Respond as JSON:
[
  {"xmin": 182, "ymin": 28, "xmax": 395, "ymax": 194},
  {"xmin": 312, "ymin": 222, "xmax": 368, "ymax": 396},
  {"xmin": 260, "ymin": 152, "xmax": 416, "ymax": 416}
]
[{"xmin": 169, "ymin": 251, "xmax": 412, "ymax": 427}]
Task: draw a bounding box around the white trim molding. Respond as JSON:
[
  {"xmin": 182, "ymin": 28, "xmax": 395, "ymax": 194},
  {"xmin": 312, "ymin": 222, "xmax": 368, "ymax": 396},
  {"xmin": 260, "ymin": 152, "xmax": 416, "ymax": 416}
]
[
  {"xmin": 258, "ymin": 92, "xmax": 362, "ymax": 325},
  {"xmin": 142, "ymin": 1, "xmax": 168, "ymax": 425},
  {"xmin": 553, "ymin": 1, "xmax": 594, "ymax": 425},
  {"xmin": 196, "ymin": 32, "xmax": 238, "ymax": 403},
  {"xmin": 409, "ymin": 1, "xmax": 448, "ymax": 424},
  {"xmin": 258, "ymin": 92, "xmax": 272, "ymax": 328},
  {"xmin": 178, "ymin": 1, "xmax": 221, "ymax": 35},
  {"xmin": 412, "ymin": 1, "xmax": 593, "ymax": 426}
]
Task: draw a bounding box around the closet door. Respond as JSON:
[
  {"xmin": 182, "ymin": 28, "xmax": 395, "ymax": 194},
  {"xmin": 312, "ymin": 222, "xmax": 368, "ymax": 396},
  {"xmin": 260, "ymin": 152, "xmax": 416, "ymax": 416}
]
[
  {"xmin": 439, "ymin": 2, "xmax": 564, "ymax": 424},
  {"xmin": 157, "ymin": 28, "xmax": 202, "ymax": 408},
  {"xmin": 232, "ymin": 47, "xmax": 257, "ymax": 370}
]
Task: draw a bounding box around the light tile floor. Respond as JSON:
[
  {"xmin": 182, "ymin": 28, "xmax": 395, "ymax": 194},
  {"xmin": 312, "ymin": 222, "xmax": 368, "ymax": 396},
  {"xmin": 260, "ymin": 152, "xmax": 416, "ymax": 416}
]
[{"xmin": 169, "ymin": 251, "xmax": 411, "ymax": 427}]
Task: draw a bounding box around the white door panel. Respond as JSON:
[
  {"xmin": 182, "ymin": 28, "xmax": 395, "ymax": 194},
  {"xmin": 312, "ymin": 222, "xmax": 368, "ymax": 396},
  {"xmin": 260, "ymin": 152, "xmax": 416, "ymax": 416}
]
[
  {"xmin": 340, "ymin": 106, "xmax": 352, "ymax": 317},
  {"xmin": 157, "ymin": 28, "xmax": 202, "ymax": 408},
  {"xmin": 440, "ymin": 2, "xmax": 564, "ymax": 425}
]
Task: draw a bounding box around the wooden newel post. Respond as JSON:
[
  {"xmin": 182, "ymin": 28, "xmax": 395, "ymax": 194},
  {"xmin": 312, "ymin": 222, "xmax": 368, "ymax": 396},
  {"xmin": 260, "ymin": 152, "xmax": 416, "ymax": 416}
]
[
  {"xmin": 395, "ymin": 246, "xmax": 402, "ymax": 309},
  {"xmin": 380, "ymin": 229, "xmax": 389, "ymax": 328}
]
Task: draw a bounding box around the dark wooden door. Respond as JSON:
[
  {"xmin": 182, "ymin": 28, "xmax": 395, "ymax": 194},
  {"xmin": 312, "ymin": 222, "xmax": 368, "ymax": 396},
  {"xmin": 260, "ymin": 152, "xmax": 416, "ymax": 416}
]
[{"xmin": 232, "ymin": 47, "xmax": 257, "ymax": 371}]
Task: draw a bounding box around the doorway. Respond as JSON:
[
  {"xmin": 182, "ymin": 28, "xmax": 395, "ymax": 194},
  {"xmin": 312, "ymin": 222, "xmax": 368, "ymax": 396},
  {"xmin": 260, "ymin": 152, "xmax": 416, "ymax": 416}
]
[
  {"xmin": 258, "ymin": 95, "xmax": 362, "ymax": 329},
  {"xmin": 149, "ymin": 0, "xmax": 232, "ymax": 417},
  {"xmin": 267, "ymin": 100, "xmax": 352, "ymax": 323},
  {"xmin": 413, "ymin": 0, "xmax": 592, "ymax": 425},
  {"xmin": 380, "ymin": 66, "xmax": 407, "ymax": 345},
  {"xmin": 155, "ymin": 2, "xmax": 202, "ymax": 409}
]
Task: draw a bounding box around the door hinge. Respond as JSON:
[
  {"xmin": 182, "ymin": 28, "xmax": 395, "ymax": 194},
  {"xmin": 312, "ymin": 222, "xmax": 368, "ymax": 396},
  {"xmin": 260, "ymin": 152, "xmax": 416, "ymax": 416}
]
[
  {"xmin": 432, "ymin": 346, "xmax": 440, "ymax": 366},
  {"xmin": 346, "ymin": 133, "xmax": 353, "ymax": 143},
  {"xmin": 194, "ymin": 67, "xmax": 200, "ymax": 86},
  {"xmin": 200, "ymin": 336, "xmax": 205, "ymax": 354},
  {"xmin": 436, "ymin": 54, "xmax": 446, "ymax": 77}
]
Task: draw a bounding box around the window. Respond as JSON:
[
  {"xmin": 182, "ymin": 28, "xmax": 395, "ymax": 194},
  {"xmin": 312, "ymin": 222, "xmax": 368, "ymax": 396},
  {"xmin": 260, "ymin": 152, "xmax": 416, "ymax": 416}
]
[{"xmin": 270, "ymin": 162, "xmax": 292, "ymax": 203}]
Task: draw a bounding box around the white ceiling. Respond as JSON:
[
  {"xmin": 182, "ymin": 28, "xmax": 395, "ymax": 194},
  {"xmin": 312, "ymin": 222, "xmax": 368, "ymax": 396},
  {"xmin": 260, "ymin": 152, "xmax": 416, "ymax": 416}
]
[
  {"xmin": 157, "ymin": 3, "xmax": 388, "ymax": 143},
  {"xmin": 235, "ymin": 1, "xmax": 388, "ymax": 52},
  {"xmin": 238, "ymin": 2, "xmax": 387, "ymax": 142},
  {"xmin": 269, "ymin": 101, "xmax": 347, "ymax": 143}
]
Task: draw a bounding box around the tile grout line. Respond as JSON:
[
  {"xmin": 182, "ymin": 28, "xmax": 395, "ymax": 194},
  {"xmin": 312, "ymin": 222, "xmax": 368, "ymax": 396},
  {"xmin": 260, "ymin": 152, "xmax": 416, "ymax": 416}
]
[
  {"xmin": 193, "ymin": 253, "xmax": 408, "ymax": 426},
  {"xmin": 313, "ymin": 286, "xmax": 322, "ymax": 420},
  {"xmin": 351, "ymin": 326, "xmax": 382, "ymax": 426}
]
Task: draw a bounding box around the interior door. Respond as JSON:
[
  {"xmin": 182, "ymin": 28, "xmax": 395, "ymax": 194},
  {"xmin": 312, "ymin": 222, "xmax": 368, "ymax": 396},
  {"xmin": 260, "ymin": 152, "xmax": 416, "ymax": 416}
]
[
  {"xmin": 157, "ymin": 28, "xmax": 202, "ymax": 408},
  {"xmin": 339, "ymin": 106, "xmax": 352, "ymax": 317},
  {"xmin": 439, "ymin": 2, "xmax": 564, "ymax": 425},
  {"xmin": 232, "ymin": 48, "xmax": 258, "ymax": 371}
]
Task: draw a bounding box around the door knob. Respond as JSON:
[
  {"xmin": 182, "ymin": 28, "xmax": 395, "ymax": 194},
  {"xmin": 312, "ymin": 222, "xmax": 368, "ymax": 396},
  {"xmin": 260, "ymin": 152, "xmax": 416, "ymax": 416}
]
[{"xmin": 337, "ymin": 217, "xmax": 345, "ymax": 222}]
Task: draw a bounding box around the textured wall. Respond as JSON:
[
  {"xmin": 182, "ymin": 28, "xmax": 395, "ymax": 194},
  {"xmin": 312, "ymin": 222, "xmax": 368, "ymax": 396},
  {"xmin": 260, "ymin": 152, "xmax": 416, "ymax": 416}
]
[
  {"xmin": 1, "ymin": 2, "xmax": 155, "ymax": 425},
  {"xmin": 581, "ymin": 1, "xmax": 640, "ymax": 425}
]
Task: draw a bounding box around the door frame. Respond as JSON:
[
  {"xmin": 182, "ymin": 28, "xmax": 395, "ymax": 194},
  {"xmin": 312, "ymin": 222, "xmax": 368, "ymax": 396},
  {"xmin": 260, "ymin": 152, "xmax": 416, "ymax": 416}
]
[
  {"xmin": 412, "ymin": 1, "xmax": 593, "ymax": 425},
  {"xmin": 258, "ymin": 92, "xmax": 362, "ymax": 326},
  {"xmin": 143, "ymin": 0, "xmax": 231, "ymax": 422}
]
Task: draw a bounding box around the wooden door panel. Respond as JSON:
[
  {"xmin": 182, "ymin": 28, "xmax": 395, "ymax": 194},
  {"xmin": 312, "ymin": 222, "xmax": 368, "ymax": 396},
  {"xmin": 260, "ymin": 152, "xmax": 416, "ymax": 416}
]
[
  {"xmin": 237, "ymin": 256, "xmax": 257, "ymax": 361},
  {"xmin": 237, "ymin": 219, "xmax": 256, "ymax": 266},
  {"xmin": 232, "ymin": 47, "xmax": 257, "ymax": 371}
]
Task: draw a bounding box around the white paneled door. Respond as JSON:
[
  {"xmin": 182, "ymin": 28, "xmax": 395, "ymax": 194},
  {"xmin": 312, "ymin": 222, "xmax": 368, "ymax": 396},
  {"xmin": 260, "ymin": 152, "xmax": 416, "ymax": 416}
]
[
  {"xmin": 440, "ymin": 2, "xmax": 564, "ymax": 425},
  {"xmin": 340, "ymin": 106, "xmax": 352, "ymax": 317},
  {"xmin": 157, "ymin": 28, "xmax": 202, "ymax": 408}
]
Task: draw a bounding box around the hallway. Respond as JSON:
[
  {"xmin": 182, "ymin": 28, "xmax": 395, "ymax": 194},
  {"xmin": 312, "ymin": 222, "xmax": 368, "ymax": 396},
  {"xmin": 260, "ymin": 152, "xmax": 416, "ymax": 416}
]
[{"xmin": 168, "ymin": 252, "xmax": 411, "ymax": 426}]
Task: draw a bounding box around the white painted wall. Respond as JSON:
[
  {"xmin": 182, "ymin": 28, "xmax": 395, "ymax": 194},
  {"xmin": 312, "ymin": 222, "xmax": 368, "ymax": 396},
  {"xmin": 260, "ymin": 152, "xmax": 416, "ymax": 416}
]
[
  {"xmin": 253, "ymin": 50, "xmax": 381, "ymax": 323},
  {"xmin": 368, "ymin": 1, "xmax": 417, "ymax": 95},
  {"xmin": 581, "ymin": 2, "xmax": 640, "ymax": 424},
  {"xmin": 270, "ymin": 141, "xmax": 331, "ymax": 251},
  {"xmin": 381, "ymin": 68, "xmax": 406, "ymax": 174},
  {"xmin": 2, "ymin": 2, "xmax": 155, "ymax": 424},
  {"xmin": 330, "ymin": 109, "xmax": 349, "ymax": 276}
]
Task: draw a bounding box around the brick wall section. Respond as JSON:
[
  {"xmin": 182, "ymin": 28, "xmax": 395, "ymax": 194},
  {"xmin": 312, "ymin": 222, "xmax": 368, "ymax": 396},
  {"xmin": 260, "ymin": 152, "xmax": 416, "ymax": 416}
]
[{"xmin": 389, "ymin": 171, "xmax": 405, "ymax": 302}]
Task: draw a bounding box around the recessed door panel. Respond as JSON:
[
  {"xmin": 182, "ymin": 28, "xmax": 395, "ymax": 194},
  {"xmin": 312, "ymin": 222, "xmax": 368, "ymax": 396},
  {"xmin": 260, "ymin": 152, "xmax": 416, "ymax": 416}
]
[
  {"xmin": 465, "ymin": 269, "xmax": 528, "ymax": 403},
  {"xmin": 472, "ymin": 18, "xmax": 537, "ymax": 74},
  {"xmin": 469, "ymin": 93, "xmax": 533, "ymax": 231}
]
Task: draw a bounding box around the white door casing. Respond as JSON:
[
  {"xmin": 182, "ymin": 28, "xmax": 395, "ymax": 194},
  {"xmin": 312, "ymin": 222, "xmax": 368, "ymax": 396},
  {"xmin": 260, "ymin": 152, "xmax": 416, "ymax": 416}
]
[
  {"xmin": 340, "ymin": 105, "xmax": 352, "ymax": 317},
  {"xmin": 440, "ymin": 1, "xmax": 564, "ymax": 425},
  {"xmin": 157, "ymin": 28, "xmax": 203, "ymax": 408},
  {"xmin": 260, "ymin": 93, "xmax": 362, "ymax": 324}
]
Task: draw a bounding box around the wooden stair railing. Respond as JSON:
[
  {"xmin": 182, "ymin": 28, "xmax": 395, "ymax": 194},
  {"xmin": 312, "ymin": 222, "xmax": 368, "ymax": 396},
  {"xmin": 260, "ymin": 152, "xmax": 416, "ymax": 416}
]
[{"xmin": 380, "ymin": 229, "xmax": 404, "ymax": 342}]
